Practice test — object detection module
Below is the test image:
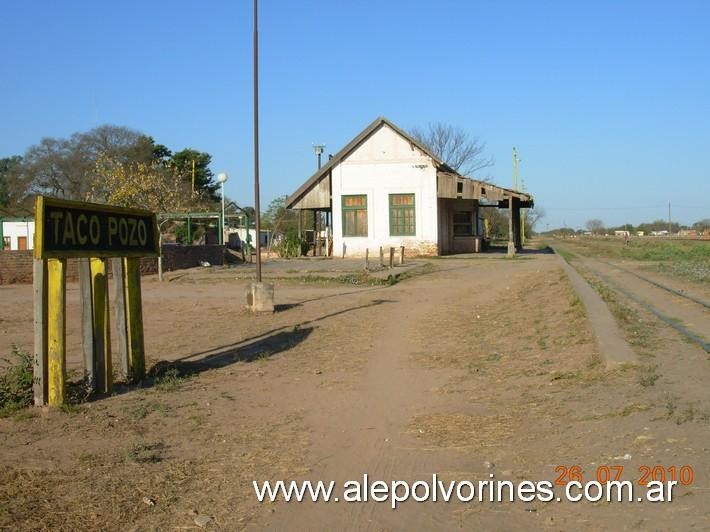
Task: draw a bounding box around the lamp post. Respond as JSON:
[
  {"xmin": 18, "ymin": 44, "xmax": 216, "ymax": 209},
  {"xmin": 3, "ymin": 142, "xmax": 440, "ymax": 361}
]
[{"xmin": 217, "ymin": 172, "xmax": 228, "ymax": 245}]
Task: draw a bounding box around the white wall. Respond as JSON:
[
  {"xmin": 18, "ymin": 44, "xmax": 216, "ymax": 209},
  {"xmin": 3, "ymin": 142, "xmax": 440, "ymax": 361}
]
[
  {"xmin": 331, "ymin": 125, "xmax": 439, "ymax": 256},
  {"xmin": 1, "ymin": 220, "xmax": 35, "ymax": 250}
]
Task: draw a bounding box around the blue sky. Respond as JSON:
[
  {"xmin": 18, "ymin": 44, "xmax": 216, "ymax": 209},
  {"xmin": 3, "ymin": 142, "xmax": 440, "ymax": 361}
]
[{"xmin": 2, "ymin": 0, "xmax": 708, "ymax": 229}]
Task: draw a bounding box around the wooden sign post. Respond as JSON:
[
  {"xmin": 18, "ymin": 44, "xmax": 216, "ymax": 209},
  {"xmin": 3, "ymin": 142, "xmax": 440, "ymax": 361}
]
[{"xmin": 33, "ymin": 196, "xmax": 159, "ymax": 406}]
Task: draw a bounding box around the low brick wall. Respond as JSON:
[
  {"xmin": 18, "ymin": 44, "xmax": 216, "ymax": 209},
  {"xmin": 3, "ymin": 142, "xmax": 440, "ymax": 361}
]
[
  {"xmin": 0, "ymin": 245, "xmax": 225, "ymax": 284},
  {"xmin": 139, "ymin": 245, "xmax": 225, "ymax": 275}
]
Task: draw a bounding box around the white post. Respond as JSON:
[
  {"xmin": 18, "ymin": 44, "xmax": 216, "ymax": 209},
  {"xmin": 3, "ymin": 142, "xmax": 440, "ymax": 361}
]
[{"xmin": 217, "ymin": 172, "xmax": 229, "ymax": 245}]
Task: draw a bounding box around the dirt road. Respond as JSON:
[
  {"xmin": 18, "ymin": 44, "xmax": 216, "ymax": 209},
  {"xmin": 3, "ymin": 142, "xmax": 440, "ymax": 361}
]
[{"xmin": 1, "ymin": 255, "xmax": 709, "ymax": 530}]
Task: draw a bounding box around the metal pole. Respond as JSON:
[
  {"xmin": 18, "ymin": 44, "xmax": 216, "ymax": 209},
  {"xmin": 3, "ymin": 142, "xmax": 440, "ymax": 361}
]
[
  {"xmin": 253, "ymin": 0, "xmax": 262, "ymax": 282},
  {"xmin": 221, "ymin": 181, "xmax": 226, "ymax": 245},
  {"xmin": 668, "ymin": 202, "xmax": 671, "ymax": 236},
  {"xmin": 521, "ymin": 176, "xmax": 525, "ymax": 246}
]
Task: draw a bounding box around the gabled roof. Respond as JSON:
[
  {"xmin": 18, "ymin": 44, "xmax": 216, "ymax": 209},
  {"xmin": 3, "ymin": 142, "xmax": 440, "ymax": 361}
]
[
  {"xmin": 286, "ymin": 116, "xmax": 451, "ymax": 209},
  {"xmin": 286, "ymin": 116, "xmax": 534, "ymax": 209}
]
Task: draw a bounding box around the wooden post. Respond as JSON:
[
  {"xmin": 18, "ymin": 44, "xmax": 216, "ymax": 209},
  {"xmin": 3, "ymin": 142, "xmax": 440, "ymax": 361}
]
[
  {"xmin": 90, "ymin": 258, "xmax": 112, "ymax": 394},
  {"xmin": 399, "ymin": 246, "xmax": 405, "ymax": 265},
  {"xmin": 512, "ymin": 200, "xmax": 522, "ymax": 251},
  {"xmin": 79, "ymin": 259, "xmax": 96, "ymax": 392},
  {"xmin": 111, "ymin": 257, "xmax": 129, "ymax": 379},
  {"xmin": 33, "ymin": 259, "xmax": 48, "ymax": 406},
  {"xmin": 365, "ymin": 248, "xmax": 369, "ymax": 270},
  {"xmin": 507, "ymin": 195, "xmax": 515, "ymax": 257},
  {"xmin": 47, "ymin": 258, "xmax": 66, "ymax": 406},
  {"xmin": 313, "ymin": 209, "xmax": 318, "ymax": 256},
  {"xmin": 124, "ymin": 258, "xmax": 146, "ymax": 382},
  {"xmin": 389, "ymin": 247, "xmax": 394, "ymax": 269},
  {"xmin": 379, "ymin": 246, "xmax": 384, "ymax": 266}
]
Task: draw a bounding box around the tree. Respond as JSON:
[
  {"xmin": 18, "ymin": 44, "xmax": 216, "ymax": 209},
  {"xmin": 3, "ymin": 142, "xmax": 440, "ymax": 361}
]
[
  {"xmin": 481, "ymin": 208, "xmax": 509, "ymax": 240},
  {"xmin": 524, "ymin": 206, "xmax": 546, "ymax": 236},
  {"xmin": 21, "ymin": 125, "xmax": 153, "ymax": 200},
  {"xmin": 0, "ymin": 155, "xmax": 26, "ymax": 210},
  {"xmin": 90, "ymin": 155, "xmax": 210, "ymax": 280},
  {"xmin": 585, "ymin": 219, "xmax": 605, "ymax": 234},
  {"xmin": 692, "ymin": 218, "xmax": 710, "ymax": 232},
  {"xmin": 410, "ymin": 122, "xmax": 494, "ymax": 178},
  {"xmin": 169, "ymin": 148, "xmax": 219, "ymax": 200}
]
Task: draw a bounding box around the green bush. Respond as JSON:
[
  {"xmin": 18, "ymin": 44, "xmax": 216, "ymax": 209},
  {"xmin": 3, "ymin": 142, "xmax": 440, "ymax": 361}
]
[
  {"xmin": 276, "ymin": 229, "xmax": 306, "ymax": 258},
  {"xmin": 0, "ymin": 345, "xmax": 34, "ymax": 416}
]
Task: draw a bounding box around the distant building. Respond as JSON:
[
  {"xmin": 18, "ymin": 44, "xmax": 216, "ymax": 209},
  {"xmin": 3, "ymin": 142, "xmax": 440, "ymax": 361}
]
[
  {"xmin": 0, "ymin": 218, "xmax": 35, "ymax": 250},
  {"xmin": 614, "ymin": 230, "xmax": 630, "ymax": 237}
]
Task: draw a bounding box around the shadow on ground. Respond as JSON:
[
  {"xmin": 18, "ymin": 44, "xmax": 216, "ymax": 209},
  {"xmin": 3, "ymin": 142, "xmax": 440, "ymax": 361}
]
[{"xmin": 102, "ymin": 298, "xmax": 396, "ymax": 397}]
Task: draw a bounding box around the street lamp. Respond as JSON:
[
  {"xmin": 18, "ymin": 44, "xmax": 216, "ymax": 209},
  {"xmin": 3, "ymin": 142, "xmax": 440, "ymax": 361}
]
[{"xmin": 217, "ymin": 172, "xmax": 228, "ymax": 245}]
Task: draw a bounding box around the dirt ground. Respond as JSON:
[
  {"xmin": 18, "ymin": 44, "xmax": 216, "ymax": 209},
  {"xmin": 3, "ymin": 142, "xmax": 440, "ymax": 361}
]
[{"xmin": 1, "ymin": 251, "xmax": 709, "ymax": 530}]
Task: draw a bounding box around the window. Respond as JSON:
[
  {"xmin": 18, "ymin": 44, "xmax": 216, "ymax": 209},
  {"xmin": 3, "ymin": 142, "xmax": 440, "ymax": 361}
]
[
  {"xmin": 2, "ymin": 237, "xmax": 10, "ymax": 250},
  {"xmin": 342, "ymin": 195, "xmax": 368, "ymax": 236},
  {"xmin": 389, "ymin": 194, "xmax": 416, "ymax": 236},
  {"xmin": 453, "ymin": 211, "xmax": 474, "ymax": 236}
]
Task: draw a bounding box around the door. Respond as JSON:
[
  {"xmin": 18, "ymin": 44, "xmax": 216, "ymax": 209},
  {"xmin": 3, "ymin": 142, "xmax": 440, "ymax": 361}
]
[{"xmin": 17, "ymin": 236, "xmax": 27, "ymax": 250}]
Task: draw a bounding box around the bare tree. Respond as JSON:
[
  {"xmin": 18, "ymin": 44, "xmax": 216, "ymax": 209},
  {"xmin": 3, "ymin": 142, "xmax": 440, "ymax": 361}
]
[
  {"xmin": 585, "ymin": 219, "xmax": 605, "ymax": 235},
  {"xmin": 525, "ymin": 206, "xmax": 546, "ymax": 235},
  {"xmin": 410, "ymin": 122, "xmax": 494, "ymax": 178}
]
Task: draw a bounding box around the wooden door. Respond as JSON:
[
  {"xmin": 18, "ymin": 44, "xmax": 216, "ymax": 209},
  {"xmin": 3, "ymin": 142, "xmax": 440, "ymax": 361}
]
[{"xmin": 18, "ymin": 236, "xmax": 27, "ymax": 250}]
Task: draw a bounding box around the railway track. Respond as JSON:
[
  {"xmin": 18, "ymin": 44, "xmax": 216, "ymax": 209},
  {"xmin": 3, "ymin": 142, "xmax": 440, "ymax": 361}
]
[
  {"xmin": 553, "ymin": 247, "xmax": 710, "ymax": 353},
  {"xmin": 593, "ymin": 258, "xmax": 710, "ymax": 310}
]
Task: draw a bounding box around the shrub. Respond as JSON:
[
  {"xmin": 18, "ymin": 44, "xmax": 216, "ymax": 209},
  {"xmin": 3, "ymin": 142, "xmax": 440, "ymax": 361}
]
[
  {"xmin": 276, "ymin": 229, "xmax": 306, "ymax": 258},
  {"xmin": 0, "ymin": 345, "xmax": 34, "ymax": 416}
]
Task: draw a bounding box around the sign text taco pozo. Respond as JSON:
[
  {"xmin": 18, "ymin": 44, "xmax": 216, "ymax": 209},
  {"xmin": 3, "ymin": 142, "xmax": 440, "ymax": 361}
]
[{"xmin": 34, "ymin": 196, "xmax": 159, "ymax": 259}]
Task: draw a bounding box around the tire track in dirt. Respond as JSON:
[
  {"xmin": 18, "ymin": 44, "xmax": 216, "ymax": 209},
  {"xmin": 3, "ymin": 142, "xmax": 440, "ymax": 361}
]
[{"xmin": 256, "ymin": 262, "xmax": 512, "ymax": 531}]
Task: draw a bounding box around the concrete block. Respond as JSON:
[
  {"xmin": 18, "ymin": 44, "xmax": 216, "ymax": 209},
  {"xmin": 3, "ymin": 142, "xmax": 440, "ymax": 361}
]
[{"xmin": 246, "ymin": 282, "xmax": 275, "ymax": 313}]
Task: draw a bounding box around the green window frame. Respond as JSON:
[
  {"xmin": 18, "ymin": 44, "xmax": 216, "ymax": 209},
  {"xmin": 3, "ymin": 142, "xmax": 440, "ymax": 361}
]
[
  {"xmin": 342, "ymin": 195, "xmax": 368, "ymax": 237},
  {"xmin": 389, "ymin": 194, "xmax": 416, "ymax": 236}
]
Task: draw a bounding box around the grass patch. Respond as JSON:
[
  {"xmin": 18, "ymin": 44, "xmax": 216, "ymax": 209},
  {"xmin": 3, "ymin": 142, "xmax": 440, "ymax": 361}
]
[
  {"xmin": 554, "ymin": 246, "xmax": 576, "ymax": 263},
  {"xmin": 0, "ymin": 344, "xmax": 33, "ymax": 417},
  {"xmin": 638, "ymin": 364, "xmax": 660, "ymax": 387},
  {"xmin": 408, "ymin": 413, "xmax": 513, "ymax": 448},
  {"xmin": 586, "ymin": 276, "xmax": 655, "ymax": 348},
  {"xmin": 580, "ymin": 403, "xmax": 652, "ymax": 421},
  {"xmin": 124, "ymin": 441, "xmax": 166, "ymax": 463},
  {"xmin": 124, "ymin": 399, "xmax": 173, "ymax": 420},
  {"xmin": 153, "ymin": 367, "xmax": 192, "ymax": 392}
]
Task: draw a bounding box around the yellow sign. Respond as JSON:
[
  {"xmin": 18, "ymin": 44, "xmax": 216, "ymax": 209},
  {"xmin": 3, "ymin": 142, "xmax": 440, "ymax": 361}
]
[
  {"xmin": 34, "ymin": 196, "xmax": 159, "ymax": 259},
  {"xmin": 33, "ymin": 196, "xmax": 154, "ymax": 407}
]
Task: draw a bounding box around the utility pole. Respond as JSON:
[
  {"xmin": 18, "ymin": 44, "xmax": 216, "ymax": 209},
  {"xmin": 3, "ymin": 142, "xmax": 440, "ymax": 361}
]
[
  {"xmin": 253, "ymin": 0, "xmax": 262, "ymax": 282},
  {"xmin": 521, "ymin": 175, "xmax": 526, "ymax": 246},
  {"xmin": 191, "ymin": 159, "xmax": 196, "ymax": 194},
  {"xmin": 668, "ymin": 201, "xmax": 671, "ymax": 236},
  {"xmin": 508, "ymin": 147, "xmax": 519, "ymax": 257}
]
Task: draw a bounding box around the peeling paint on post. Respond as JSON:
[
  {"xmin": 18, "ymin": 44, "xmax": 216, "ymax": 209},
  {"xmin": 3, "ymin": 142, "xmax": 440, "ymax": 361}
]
[
  {"xmin": 33, "ymin": 196, "xmax": 157, "ymax": 406},
  {"xmin": 47, "ymin": 258, "xmax": 66, "ymax": 406},
  {"xmin": 33, "ymin": 259, "xmax": 48, "ymax": 406}
]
